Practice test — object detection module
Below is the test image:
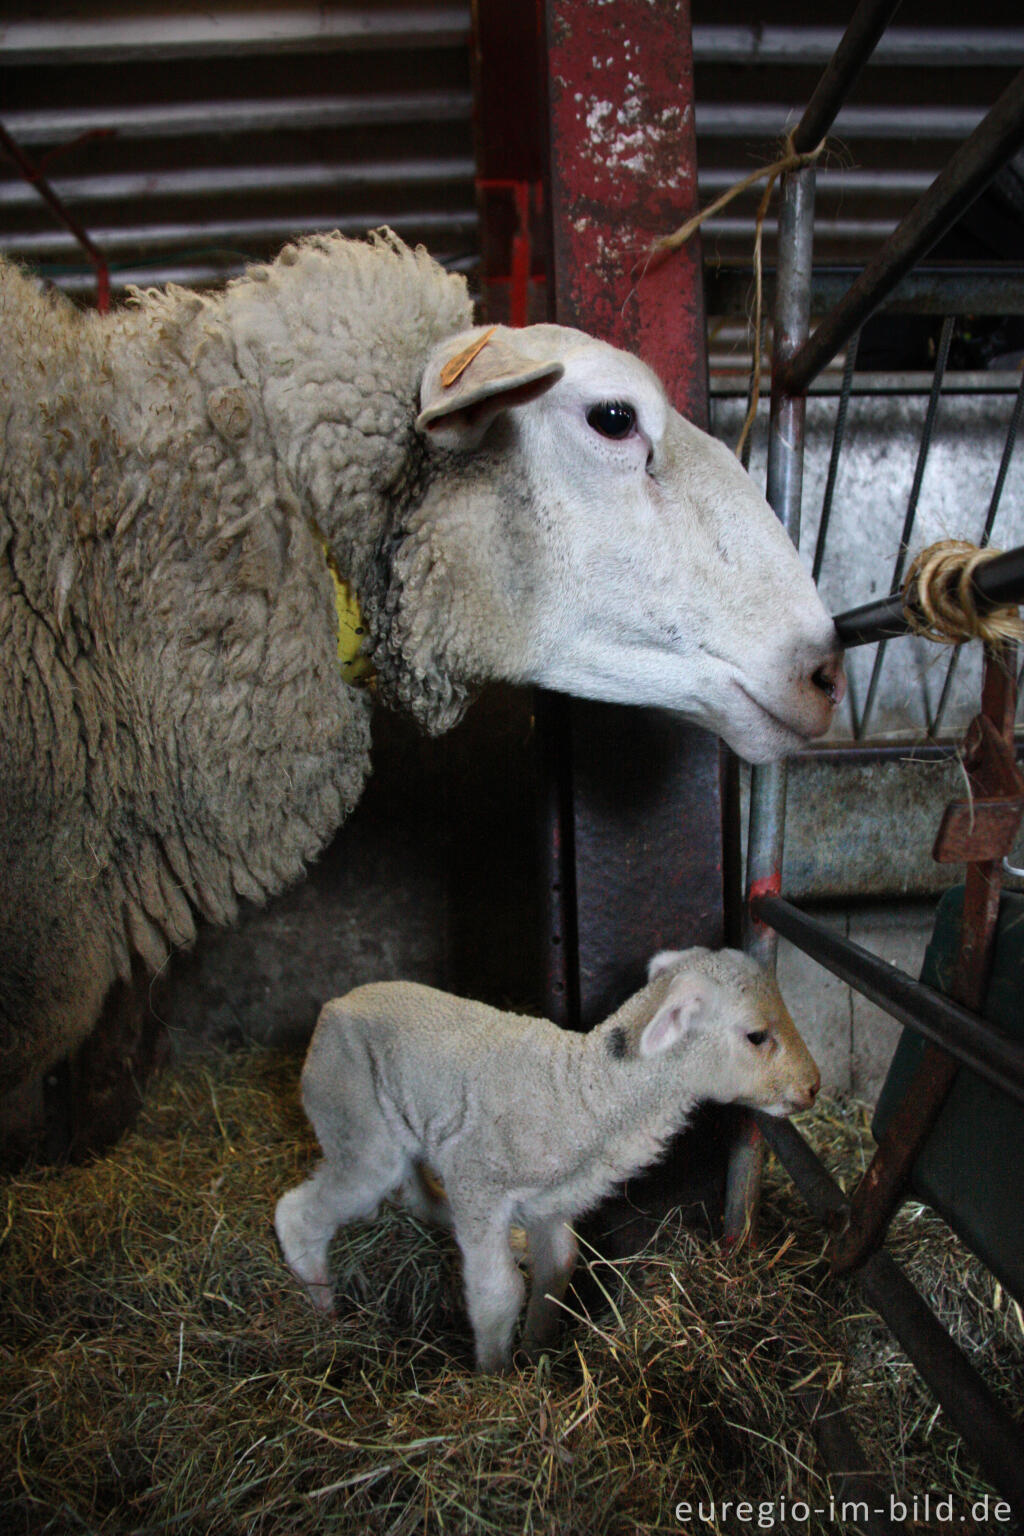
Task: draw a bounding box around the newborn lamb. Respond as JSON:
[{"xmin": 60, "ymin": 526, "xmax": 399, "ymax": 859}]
[{"xmin": 275, "ymin": 947, "xmax": 820, "ymax": 1371}]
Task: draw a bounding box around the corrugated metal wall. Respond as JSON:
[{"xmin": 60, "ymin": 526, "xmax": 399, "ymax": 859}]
[{"xmin": 3, "ymin": 0, "xmax": 1022, "ymax": 305}]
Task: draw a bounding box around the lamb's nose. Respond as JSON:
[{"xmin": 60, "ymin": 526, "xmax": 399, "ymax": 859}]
[{"xmin": 810, "ymin": 651, "xmax": 846, "ymax": 708}]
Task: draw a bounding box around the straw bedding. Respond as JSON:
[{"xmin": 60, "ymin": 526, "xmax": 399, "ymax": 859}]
[{"xmin": 2, "ymin": 1045, "xmax": 1021, "ymax": 1535}]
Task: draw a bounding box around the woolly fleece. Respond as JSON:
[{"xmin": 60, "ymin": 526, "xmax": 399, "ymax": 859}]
[{"xmin": 0, "ymin": 232, "xmax": 472, "ymax": 1086}]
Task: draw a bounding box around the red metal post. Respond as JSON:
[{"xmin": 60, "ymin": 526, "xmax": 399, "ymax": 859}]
[
  {"xmin": 544, "ymin": 0, "xmax": 720, "ymax": 1035},
  {"xmin": 546, "ymin": 0, "xmax": 708, "ymax": 426}
]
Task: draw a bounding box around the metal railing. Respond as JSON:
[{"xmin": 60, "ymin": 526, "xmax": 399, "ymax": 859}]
[{"xmin": 731, "ymin": 0, "xmax": 1024, "ymax": 1518}]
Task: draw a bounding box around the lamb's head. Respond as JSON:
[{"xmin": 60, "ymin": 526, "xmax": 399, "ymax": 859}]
[
  {"xmin": 410, "ymin": 323, "xmax": 844, "ymax": 761},
  {"xmin": 639, "ymin": 948, "xmax": 820, "ymax": 1116}
]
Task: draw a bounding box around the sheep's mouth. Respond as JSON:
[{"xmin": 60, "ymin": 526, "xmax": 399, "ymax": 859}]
[{"xmin": 731, "ymin": 680, "xmax": 813, "ymax": 750}]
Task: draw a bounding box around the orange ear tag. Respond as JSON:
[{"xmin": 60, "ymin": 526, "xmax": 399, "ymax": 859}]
[{"xmin": 440, "ymin": 326, "xmax": 498, "ymax": 388}]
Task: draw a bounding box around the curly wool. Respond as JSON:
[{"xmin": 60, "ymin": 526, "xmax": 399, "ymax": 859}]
[{"xmin": 0, "ymin": 232, "xmax": 474, "ymax": 1085}]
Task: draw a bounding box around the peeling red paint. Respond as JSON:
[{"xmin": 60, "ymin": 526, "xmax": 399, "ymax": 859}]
[{"xmin": 546, "ymin": 0, "xmax": 708, "ymax": 427}]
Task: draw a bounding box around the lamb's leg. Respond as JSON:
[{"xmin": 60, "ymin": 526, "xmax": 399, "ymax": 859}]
[
  {"xmin": 275, "ymin": 1155, "xmax": 397, "ymax": 1313},
  {"xmin": 451, "ymin": 1199, "xmax": 525, "ymax": 1373},
  {"xmin": 521, "ymin": 1218, "xmax": 578, "ymax": 1357}
]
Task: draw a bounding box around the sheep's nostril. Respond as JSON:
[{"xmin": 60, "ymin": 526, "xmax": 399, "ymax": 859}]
[{"xmin": 811, "ymin": 658, "xmax": 846, "ymax": 707}]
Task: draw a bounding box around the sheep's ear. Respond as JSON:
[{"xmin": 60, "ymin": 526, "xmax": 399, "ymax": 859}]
[
  {"xmin": 416, "ymin": 326, "xmax": 564, "ymax": 450},
  {"xmin": 639, "ymin": 975, "xmax": 709, "ymax": 1058}
]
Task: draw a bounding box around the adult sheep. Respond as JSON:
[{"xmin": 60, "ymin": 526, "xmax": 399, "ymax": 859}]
[{"xmin": 0, "ymin": 230, "xmax": 843, "ymax": 1092}]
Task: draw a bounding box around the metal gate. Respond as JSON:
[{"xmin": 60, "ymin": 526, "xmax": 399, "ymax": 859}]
[{"xmin": 726, "ymin": 0, "xmax": 1024, "ymax": 1519}]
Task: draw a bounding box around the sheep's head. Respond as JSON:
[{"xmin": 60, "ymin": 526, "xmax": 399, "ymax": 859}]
[
  {"xmin": 641, "ymin": 948, "xmax": 820, "ymax": 1117},
  {"xmin": 410, "ymin": 323, "xmax": 844, "ymax": 762}
]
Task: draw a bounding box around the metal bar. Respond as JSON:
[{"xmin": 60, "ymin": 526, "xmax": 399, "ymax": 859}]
[
  {"xmin": 859, "ymin": 315, "xmax": 955, "ymax": 738},
  {"xmin": 752, "ymin": 893, "xmax": 1024, "ymax": 1104},
  {"xmin": 727, "ymin": 161, "xmax": 817, "ymax": 1239},
  {"xmin": 779, "ymin": 68, "xmax": 1024, "ymax": 394},
  {"xmin": 0, "ymin": 123, "xmax": 109, "ymax": 311},
  {"xmin": 706, "ymin": 264, "xmax": 1024, "ymax": 318},
  {"xmin": 933, "ymin": 368, "xmax": 1024, "ymax": 735},
  {"xmin": 790, "ymin": 0, "xmax": 906, "ymax": 154},
  {"xmin": 756, "ymin": 1112, "xmax": 1024, "ymax": 1517},
  {"xmin": 812, "ymin": 329, "xmax": 859, "ymax": 584},
  {"xmin": 691, "ymin": 25, "xmax": 1024, "ymax": 67},
  {"xmin": 743, "ymin": 166, "xmax": 818, "ymax": 966},
  {"xmin": 859, "ymin": 1250, "xmax": 1024, "ymax": 1519},
  {"xmin": 832, "ymin": 639, "xmax": 1014, "ymax": 1271},
  {"xmin": 834, "ymin": 542, "xmax": 1024, "ymax": 648}
]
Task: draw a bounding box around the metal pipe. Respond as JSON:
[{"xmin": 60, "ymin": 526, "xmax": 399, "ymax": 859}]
[
  {"xmin": 812, "ymin": 329, "xmax": 859, "ymax": 584},
  {"xmin": 857, "ymin": 314, "xmax": 956, "ymax": 737},
  {"xmin": 744, "ymin": 166, "xmax": 817, "ymax": 960},
  {"xmin": 727, "ymin": 161, "xmax": 817, "ymax": 1239},
  {"xmin": 859, "ymin": 1251, "xmax": 1024, "ymax": 1518},
  {"xmin": 790, "ymin": 0, "xmax": 906, "ymax": 155},
  {"xmin": 933, "ymin": 368, "xmax": 1024, "ymax": 734},
  {"xmin": 834, "ymin": 542, "xmax": 1024, "ymax": 648},
  {"xmin": 756, "ymin": 1112, "xmax": 1024, "ymax": 1516},
  {"xmin": 779, "ymin": 68, "xmax": 1024, "ymax": 394},
  {"xmin": 0, "ymin": 122, "xmax": 109, "ymax": 310},
  {"xmin": 752, "ymin": 1112, "xmax": 848, "ymax": 1225},
  {"xmin": 751, "ymin": 894, "xmax": 1024, "ymax": 1104},
  {"xmin": 705, "ymin": 264, "xmax": 1024, "ymax": 318}
]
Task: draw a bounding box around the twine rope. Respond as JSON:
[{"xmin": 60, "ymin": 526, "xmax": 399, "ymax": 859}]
[
  {"xmin": 902, "ymin": 539, "xmax": 1024, "ymax": 646},
  {"xmin": 643, "ymin": 131, "xmax": 827, "ymax": 461}
]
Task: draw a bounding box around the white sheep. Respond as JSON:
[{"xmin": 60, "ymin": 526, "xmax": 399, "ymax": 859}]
[
  {"xmin": 275, "ymin": 946, "xmax": 820, "ymax": 1372},
  {"xmin": 0, "ymin": 230, "xmax": 843, "ymax": 1091}
]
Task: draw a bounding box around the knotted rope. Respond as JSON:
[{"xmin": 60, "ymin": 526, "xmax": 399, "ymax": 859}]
[
  {"xmin": 902, "ymin": 539, "xmax": 1024, "ymax": 646},
  {"xmin": 641, "ymin": 130, "xmax": 827, "ymax": 461}
]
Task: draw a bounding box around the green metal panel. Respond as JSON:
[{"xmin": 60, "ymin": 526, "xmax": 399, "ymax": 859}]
[{"xmin": 874, "ymin": 886, "xmax": 1024, "ymax": 1304}]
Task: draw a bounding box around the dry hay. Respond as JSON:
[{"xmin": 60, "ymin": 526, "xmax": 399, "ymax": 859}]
[{"xmin": 1, "ymin": 1046, "xmax": 1022, "ymax": 1536}]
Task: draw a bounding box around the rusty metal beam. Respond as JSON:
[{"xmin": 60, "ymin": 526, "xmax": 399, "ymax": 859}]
[
  {"xmin": 543, "ymin": 0, "xmax": 721, "ymax": 1030},
  {"xmin": 756, "ymin": 1111, "xmax": 1024, "ymax": 1517}
]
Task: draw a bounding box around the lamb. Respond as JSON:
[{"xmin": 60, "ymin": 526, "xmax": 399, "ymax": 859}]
[
  {"xmin": 0, "ymin": 230, "xmax": 843, "ymax": 1091},
  {"xmin": 275, "ymin": 946, "xmax": 820, "ymax": 1372}
]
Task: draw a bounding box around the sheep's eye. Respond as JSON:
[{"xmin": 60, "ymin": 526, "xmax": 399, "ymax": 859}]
[
  {"xmin": 587, "ymin": 401, "xmax": 636, "ymax": 439},
  {"xmin": 746, "ymin": 1030, "xmax": 770, "ymax": 1047}
]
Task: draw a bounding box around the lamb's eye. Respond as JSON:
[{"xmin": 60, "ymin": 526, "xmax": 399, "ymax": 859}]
[
  {"xmin": 746, "ymin": 1030, "xmax": 770, "ymax": 1047},
  {"xmin": 587, "ymin": 401, "xmax": 636, "ymax": 439}
]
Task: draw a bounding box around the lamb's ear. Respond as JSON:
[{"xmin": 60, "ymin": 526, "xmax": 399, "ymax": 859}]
[
  {"xmin": 647, "ymin": 949, "xmax": 687, "ymax": 982},
  {"xmin": 639, "ymin": 975, "xmax": 710, "ymax": 1058},
  {"xmin": 416, "ymin": 326, "xmax": 564, "ymax": 450}
]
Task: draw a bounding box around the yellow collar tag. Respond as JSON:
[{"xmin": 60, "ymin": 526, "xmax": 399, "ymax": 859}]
[{"xmin": 323, "ymin": 546, "xmax": 375, "ymax": 687}]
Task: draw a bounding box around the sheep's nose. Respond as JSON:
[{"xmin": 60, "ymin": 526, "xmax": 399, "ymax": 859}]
[{"xmin": 810, "ymin": 651, "xmax": 846, "ymax": 709}]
